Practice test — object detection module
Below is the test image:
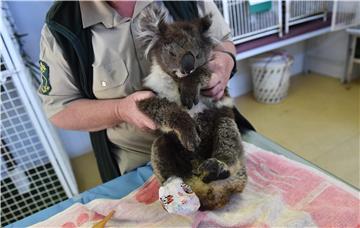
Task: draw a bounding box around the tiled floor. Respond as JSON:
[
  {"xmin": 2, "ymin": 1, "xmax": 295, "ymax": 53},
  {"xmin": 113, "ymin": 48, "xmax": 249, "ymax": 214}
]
[
  {"xmin": 70, "ymin": 74, "xmax": 359, "ymax": 192},
  {"xmin": 235, "ymin": 74, "xmax": 359, "ymax": 188}
]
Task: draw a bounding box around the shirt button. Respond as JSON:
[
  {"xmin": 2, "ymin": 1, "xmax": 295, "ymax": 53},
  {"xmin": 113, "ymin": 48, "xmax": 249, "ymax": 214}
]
[{"xmin": 101, "ymin": 81, "xmax": 107, "ymax": 87}]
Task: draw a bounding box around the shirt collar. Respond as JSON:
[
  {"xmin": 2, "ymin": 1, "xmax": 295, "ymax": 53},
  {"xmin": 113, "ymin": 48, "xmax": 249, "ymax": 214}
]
[
  {"xmin": 133, "ymin": 1, "xmax": 153, "ymax": 19},
  {"xmin": 79, "ymin": 1, "xmax": 153, "ymax": 29}
]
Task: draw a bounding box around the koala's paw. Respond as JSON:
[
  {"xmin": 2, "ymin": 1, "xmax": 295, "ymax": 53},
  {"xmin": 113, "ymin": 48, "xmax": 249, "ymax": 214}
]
[
  {"xmin": 180, "ymin": 88, "xmax": 199, "ymax": 110},
  {"xmin": 176, "ymin": 126, "xmax": 201, "ymax": 152},
  {"xmin": 198, "ymin": 158, "xmax": 230, "ymax": 183}
]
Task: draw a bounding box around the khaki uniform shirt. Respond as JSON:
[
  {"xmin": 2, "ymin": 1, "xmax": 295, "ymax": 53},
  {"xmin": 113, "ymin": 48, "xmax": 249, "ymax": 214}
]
[{"xmin": 39, "ymin": 1, "xmax": 231, "ymax": 174}]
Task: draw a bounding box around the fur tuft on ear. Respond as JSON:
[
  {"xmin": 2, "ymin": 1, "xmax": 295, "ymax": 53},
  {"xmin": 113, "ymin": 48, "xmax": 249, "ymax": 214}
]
[
  {"xmin": 198, "ymin": 14, "xmax": 212, "ymax": 34},
  {"xmin": 158, "ymin": 19, "xmax": 168, "ymax": 34},
  {"xmin": 136, "ymin": 5, "xmax": 170, "ymax": 59}
]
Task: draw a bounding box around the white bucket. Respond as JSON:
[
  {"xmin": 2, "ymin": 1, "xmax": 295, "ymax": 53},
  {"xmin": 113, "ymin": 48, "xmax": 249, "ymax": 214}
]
[{"xmin": 250, "ymin": 52, "xmax": 293, "ymax": 104}]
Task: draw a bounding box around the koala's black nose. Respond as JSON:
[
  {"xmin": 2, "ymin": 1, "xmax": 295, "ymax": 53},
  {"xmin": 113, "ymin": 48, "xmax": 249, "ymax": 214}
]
[{"xmin": 180, "ymin": 52, "xmax": 195, "ymax": 74}]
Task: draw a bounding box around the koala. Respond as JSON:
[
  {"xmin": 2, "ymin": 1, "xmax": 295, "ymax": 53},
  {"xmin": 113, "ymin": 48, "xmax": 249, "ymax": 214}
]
[{"xmin": 136, "ymin": 5, "xmax": 247, "ymax": 210}]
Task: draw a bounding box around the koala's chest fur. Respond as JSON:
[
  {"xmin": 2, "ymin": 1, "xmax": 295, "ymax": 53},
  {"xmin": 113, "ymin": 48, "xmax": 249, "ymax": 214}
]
[{"xmin": 143, "ymin": 61, "xmax": 233, "ymax": 117}]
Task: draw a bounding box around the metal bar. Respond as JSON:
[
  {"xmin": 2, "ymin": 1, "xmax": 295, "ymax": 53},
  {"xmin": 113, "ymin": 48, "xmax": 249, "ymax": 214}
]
[
  {"xmin": 285, "ymin": 0, "xmax": 290, "ymax": 34},
  {"xmin": 233, "ymin": 29, "xmax": 279, "ymax": 44},
  {"xmin": 235, "ymin": 1, "xmax": 241, "ymax": 36},
  {"xmin": 234, "ymin": 25, "xmax": 280, "ymax": 38},
  {"xmin": 289, "ymin": 12, "xmax": 325, "ymax": 22},
  {"xmin": 222, "ymin": 0, "xmax": 230, "ymax": 24},
  {"xmin": 344, "ymin": 33, "xmax": 357, "ymax": 83},
  {"xmin": 331, "ymin": 0, "xmax": 338, "ymax": 31},
  {"xmin": 278, "ymin": 0, "xmax": 283, "ymax": 37},
  {"xmin": 288, "ymin": 14, "xmax": 326, "ymax": 26}
]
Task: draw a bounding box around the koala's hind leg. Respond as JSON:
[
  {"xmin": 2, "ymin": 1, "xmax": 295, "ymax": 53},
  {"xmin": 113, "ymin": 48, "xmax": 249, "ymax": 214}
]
[
  {"xmin": 198, "ymin": 107, "xmax": 245, "ymax": 183},
  {"xmin": 151, "ymin": 133, "xmax": 194, "ymax": 183},
  {"xmin": 212, "ymin": 107, "xmax": 244, "ymax": 163},
  {"xmin": 138, "ymin": 97, "xmax": 200, "ymax": 151}
]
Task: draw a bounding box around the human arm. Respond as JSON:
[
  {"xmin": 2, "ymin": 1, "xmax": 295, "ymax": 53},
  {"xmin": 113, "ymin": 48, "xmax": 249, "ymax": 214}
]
[
  {"xmin": 198, "ymin": 2, "xmax": 237, "ymax": 100},
  {"xmin": 39, "ymin": 25, "xmax": 156, "ymax": 132},
  {"xmin": 50, "ymin": 91, "xmax": 157, "ymax": 132},
  {"xmin": 201, "ymin": 41, "xmax": 236, "ymax": 100}
]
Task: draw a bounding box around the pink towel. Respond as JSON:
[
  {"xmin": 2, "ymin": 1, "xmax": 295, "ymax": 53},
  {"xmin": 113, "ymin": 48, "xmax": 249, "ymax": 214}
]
[{"xmin": 32, "ymin": 142, "xmax": 359, "ymax": 227}]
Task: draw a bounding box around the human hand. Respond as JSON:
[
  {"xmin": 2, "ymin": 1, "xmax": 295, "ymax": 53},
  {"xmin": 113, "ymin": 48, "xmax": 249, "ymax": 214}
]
[
  {"xmin": 117, "ymin": 91, "xmax": 157, "ymax": 131},
  {"xmin": 201, "ymin": 51, "xmax": 234, "ymax": 100}
]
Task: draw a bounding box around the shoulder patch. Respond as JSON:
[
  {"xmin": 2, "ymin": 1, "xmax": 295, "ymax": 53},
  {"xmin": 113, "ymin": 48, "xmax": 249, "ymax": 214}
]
[{"xmin": 39, "ymin": 60, "xmax": 52, "ymax": 95}]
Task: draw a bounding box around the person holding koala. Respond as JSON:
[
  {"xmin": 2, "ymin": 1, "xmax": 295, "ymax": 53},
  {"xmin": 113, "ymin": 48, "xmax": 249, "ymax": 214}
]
[{"xmin": 39, "ymin": 1, "xmax": 243, "ymax": 178}]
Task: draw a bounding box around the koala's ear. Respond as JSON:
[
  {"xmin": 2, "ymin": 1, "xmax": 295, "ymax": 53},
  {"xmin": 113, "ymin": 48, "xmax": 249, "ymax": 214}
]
[
  {"xmin": 136, "ymin": 5, "xmax": 169, "ymax": 58},
  {"xmin": 138, "ymin": 6, "xmax": 167, "ymax": 33},
  {"xmin": 198, "ymin": 14, "xmax": 212, "ymax": 34},
  {"xmin": 158, "ymin": 18, "xmax": 168, "ymax": 34}
]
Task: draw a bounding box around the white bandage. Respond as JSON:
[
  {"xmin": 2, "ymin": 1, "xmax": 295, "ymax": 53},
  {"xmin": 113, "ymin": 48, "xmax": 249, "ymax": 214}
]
[{"xmin": 159, "ymin": 176, "xmax": 200, "ymax": 216}]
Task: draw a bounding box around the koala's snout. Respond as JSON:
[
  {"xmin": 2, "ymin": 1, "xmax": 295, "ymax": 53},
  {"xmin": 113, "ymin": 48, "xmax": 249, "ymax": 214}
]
[{"xmin": 180, "ymin": 52, "xmax": 195, "ymax": 75}]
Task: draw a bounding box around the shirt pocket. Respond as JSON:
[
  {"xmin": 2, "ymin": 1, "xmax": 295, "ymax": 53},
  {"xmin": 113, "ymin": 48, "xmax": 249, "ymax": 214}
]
[{"xmin": 92, "ymin": 58, "xmax": 129, "ymax": 95}]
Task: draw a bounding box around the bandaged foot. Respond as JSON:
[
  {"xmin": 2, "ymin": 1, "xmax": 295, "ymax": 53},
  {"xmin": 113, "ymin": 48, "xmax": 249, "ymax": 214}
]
[{"xmin": 159, "ymin": 177, "xmax": 200, "ymax": 216}]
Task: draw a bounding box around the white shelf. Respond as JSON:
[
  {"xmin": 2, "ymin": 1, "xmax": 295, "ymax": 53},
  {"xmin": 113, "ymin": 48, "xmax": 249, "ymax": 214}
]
[{"xmin": 236, "ymin": 27, "xmax": 331, "ymax": 61}]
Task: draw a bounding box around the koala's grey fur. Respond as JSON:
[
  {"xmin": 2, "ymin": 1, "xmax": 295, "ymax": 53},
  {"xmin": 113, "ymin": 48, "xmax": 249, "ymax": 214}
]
[{"xmin": 136, "ymin": 5, "xmax": 247, "ymax": 210}]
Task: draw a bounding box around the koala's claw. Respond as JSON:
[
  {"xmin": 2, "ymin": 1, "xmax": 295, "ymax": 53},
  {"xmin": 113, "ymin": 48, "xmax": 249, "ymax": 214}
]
[
  {"xmin": 194, "ymin": 96, "xmax": 199, "ymax": 106},
  {"xmin": 198, "ymin": 158, "xmax": 230, "ymax": 183},
  {"xmin": 180, "ymin": 87, "xmax": 199, "ymax": 110},
  {"xmin": 178, "ymin": 128, "xmax": 201, "ymax": 152},
  {"xmin": 181, "ymin": 95, "xmax": 194, "ymax": 110}
]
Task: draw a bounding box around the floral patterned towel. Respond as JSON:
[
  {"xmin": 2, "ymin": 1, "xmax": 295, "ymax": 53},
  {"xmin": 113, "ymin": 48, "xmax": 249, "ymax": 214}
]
[{"xmin": 31, "ymin": 142, "xmax": 359, "ymax": 228}]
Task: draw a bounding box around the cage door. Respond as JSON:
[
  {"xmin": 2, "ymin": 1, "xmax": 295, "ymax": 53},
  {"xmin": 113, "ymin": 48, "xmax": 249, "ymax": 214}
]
[
  {"xmin": 1, "ymin": 4, "xmax": 78, "ymax": 226},
  {"xmin": 331, "ymin": 0, "xmax": 360, "ymax": 31}
]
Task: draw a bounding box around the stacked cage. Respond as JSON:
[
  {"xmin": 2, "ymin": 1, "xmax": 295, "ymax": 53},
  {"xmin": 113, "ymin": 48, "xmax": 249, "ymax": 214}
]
[
  {"xmin": 215, "ymin": 0, "xmax": 283, "ymax": 44},
  {"xmin": 1, "ymin": 4, "xmax": 77, "ymax": 226},
  {"xmin": 285, "ymin": 0, "xmax": 330, "ymax": 33}
]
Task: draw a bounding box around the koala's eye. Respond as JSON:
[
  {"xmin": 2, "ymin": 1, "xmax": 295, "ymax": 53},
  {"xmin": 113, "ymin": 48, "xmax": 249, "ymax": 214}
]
[
  {"xmin": 169, "ymin": 51, "xmax": 176, "ymax": 57},
  {"xmin": 196, "ymin": 54, "xmax": 201, "ymax": 59}
]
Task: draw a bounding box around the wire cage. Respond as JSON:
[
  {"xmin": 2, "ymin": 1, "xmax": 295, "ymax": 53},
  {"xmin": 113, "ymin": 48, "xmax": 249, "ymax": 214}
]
[
  {"xmin": 331, "ymin": 0, "xmax": 360, "ymax": 31},
  {"xmin": 1, "ymin": 4, "xmax": 78, "ymax": 227},
  {"xmin": 215, "ymin": 0, "xmax": 283, "ymax": 44},
  {"xmin": 0, "ymin": 74, "xmax": 68, "ymax": 226},
  {"xmin": 285, "ymin": 0, "xmax": 330, "ymax": 33}
]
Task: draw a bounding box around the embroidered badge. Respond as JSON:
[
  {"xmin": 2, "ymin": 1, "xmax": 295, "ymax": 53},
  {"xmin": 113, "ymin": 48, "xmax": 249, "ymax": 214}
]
[{"xmin": 39, "ymin": 60, "xmax": 51, "ymax": 95}]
